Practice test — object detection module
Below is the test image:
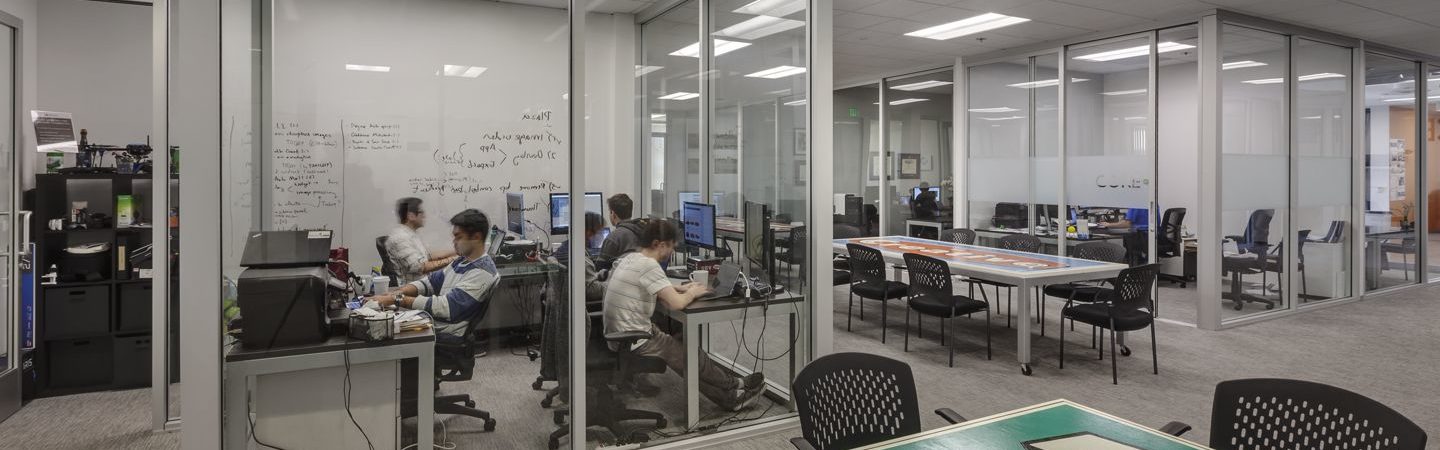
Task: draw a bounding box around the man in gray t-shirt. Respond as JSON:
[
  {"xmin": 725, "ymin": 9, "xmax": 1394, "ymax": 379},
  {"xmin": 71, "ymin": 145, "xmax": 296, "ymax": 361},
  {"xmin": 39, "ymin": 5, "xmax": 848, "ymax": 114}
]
[{"xmin": 602, "ymin": 220, "xmax": 765, "ymax": 412}]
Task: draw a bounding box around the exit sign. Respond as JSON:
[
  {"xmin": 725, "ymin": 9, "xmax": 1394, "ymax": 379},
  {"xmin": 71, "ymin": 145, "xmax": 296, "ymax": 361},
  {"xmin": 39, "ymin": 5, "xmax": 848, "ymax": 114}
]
[{"xmin": 848, "ymin": 107, "xmax": 858, "ymax": 117}]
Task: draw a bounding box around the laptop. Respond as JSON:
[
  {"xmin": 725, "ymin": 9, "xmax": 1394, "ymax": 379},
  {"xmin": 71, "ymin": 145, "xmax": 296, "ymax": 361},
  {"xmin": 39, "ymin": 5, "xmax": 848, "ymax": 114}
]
[{"xmin": 695, "ymin": 263, "xmax": 742, "ymax": 301}]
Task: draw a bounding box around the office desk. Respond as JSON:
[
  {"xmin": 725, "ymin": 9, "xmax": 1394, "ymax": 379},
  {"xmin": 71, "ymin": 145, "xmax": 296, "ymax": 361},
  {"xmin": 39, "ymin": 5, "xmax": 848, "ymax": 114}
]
[
  {"xmin": 1362, "ymin": 229, "xmax": 1415, "ymax": 289},
  {"xmin": 858, "ymin": 399, "xmax": 1208, "ymax": 449},
  {"xmin": 833, "ymin": 237, "xmax": 1127, "ymax": 375},
  {"xmin": 905, "ymin": 217, "xmax": 952, "ymax": 239},
  {"xmin": 662, "ymin": 291, "xmax": 805, "ymax": 428},
  {"xmin": 482, "ymin": 260, "xmax": 560, "ymax": 333},
  {"xmin": 714, "ymin": 216, "xmax": 795, "ymax": 241},
  {"xmin": 974, "ymin": 228, "xmax": 1121, "ymax": 253},
  {"xmin": 224, "ymin": 329, "xmax": 436, "ymax": 450}
]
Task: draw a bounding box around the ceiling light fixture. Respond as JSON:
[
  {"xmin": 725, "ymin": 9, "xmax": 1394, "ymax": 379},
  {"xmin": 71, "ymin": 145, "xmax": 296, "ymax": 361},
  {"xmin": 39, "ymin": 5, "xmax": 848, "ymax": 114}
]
[
  {"xmin": 906, "ymin": 13, "xmax": 1030, "ymax": 41},
  {"xmin": 1005, "ymin": 78, "xmax": 1089, "ymax": 89},
  {"xmin": 1298, "ymin": 72, "xmax": 1345, "ymax": 81},
  {"xmin": 671, "ymin": 39, "xmax": 751, "ymax": 58},
  {"xmin": 1100, "ymin": 89, "xmax": 1147, "ymax": 96},
  {"xmin": 876, "ymin": 98, "xmax": 930, "ymax": 105},
  {"xmin": 345, "ymin": 64, "xmax": 390, "ymax": 72},
  {"xmin": 659, "ymin": 92, "xmax": 700, "ymax": 100},
  {"xmin": 784, "ymin": 99, "xmax": 807, "ymax": 106},
  {"xmin": 1222, "ymin": 60, "xmax": 1267, "ymax": 70},
  {"xmin": 978, "ymin": 115, "xmax": 1026, "ymax": 121},
  {"xmin": 715, "ymin": 16, "xmax": 804, "ymax": 40},
  {"xmin": 968, "ymin": 106, "xmax": 1018, "ymax": 113},
  {"xmin": 890, "ymin": 80, "xmax": 953, "ymax": 91},
  {"xmin": 746, "ymin": 65, "xmax": 807, "ymax": 79},
  {"xmin": 442, "ymin": 65, "xmax": 488, "ymax": 78},
  {"xmin": 733, "ymin": 0, "xmax": 805, "ymax": 17},
  {"xmin": 1073, "ymin": 42, "xmax": 1194, "ymax": 62},
  {"xmin": 1384, "ymin": 96, "xmax": 1440, "ymax": 103},
  {"xmin": 635, "ymin": 65, "xmax": 663, "ymax": 77}
]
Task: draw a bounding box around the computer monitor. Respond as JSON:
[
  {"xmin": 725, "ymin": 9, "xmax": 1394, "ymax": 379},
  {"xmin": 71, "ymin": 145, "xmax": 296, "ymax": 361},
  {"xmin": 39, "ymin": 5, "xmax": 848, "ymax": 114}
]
[
  {"xmin": 485, "ymin": 225, "xmax": 505, "ymax": 257},
  {"xmin": 681, "ymin": 202, "xmax": 717, "ymax": 249},
  {"xmin": 506, "ymin": 193, "xmax": 525, "ymax": 235},
  {"xmin": 549, "ymin": 192, "xmax": 605, "ymax": 235},
  {"xmin": 744, "ymin": 201, "xmax": 771, "ymax": 271},
  {"xmin": 911, "ymin": 185, "xmax": 941, "ymax": 200},
  {"xmin": 679, "ymin": 191, "xmax": 724, "ymax": 210}
]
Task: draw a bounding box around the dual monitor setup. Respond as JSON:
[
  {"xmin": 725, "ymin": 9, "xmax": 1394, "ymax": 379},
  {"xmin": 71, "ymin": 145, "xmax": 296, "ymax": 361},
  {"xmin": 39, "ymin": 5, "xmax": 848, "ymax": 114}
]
[
  {"xmin": 505, "ymin": 191, "xmax": 604, "ymax": 236},
  {"xmin": 682, "ymin": 198, "xmax": 774, "ymax": 283}
]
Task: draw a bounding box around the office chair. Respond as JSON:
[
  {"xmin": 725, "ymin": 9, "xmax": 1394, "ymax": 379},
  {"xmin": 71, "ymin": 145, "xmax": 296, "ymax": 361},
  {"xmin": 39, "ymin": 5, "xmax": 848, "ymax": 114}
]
[
  {"xmin": 965, "ymin": 234, "xmax": 1041, "ymax": 328},
  {"xmin": 845, "ymin": 244, "xmax": 909, "ymax": 343},
  {"xmin": 1164, "ymin": 379, "xmax": 1426, "ymax": 450},
  {"xmin": 1059, "ymin": 264, "xmax": 1161, "ymax": 385},
  {"xmin": 401, "ymin": 290, "xmax": 498, "ymax": 432},
  {"xmin": 939, "ymin": 228, "xmax": 976, "ymax": 245},
  {"xmin": 547, "ymin": 312, "xmax": 668, "ymax": 449},
  {"xmin": 1256, "ymin": 230, "xmax": 1314, "ymax": 303},
  {"xmin": 1381, "ymin": 237, "xmax": 1418, "ymax": 281},
  {"xmin": 790, "ymin": 353, "xmax": 963, "ymax": 450},
  {"xmin": 1221, "ymin": 209, "xmax": 1275, "ymax": 310},
  {"xmin": 1156, "ymin": 208, "xmax": 1187, "ymax": 287},
  {"xmin": 833, "ymin": 225, "xmax": 861, "ymax": 286},
  {"xmin": 375, "ymin": 236, "xmax": 400, "ymax": 287},
  {"xmin": 776, "ymin": 226, "xmax": 807, "ymax": 289},
  {"xmin": 901, "ymin": 253, "xmax": 990, "ymax": 366},
  {"xmin": 1043, "ymin": 242, "xmax": 1125, "ymax": 338},
  {"xmin": 990, "ymin": 202, "xmax": 1028, "ymax": 229},
  {"xmin": 862, "ymin": 204, "xmax": 879, "ymax": 236}
]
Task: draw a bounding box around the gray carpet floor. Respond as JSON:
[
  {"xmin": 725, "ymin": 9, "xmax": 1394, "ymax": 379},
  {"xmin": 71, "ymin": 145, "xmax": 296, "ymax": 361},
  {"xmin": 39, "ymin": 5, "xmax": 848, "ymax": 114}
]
[{"xmin": 3, "ymin": 280, "xmax": 1436, "ymax": 449}]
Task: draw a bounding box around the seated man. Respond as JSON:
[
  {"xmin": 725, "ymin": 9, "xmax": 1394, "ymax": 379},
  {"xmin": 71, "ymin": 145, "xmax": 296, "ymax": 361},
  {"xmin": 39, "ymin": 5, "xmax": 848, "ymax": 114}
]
[
  {"xmin": 600, "ymin": 193, "xmax": 646, "ymax": 261},
  {"xmin": 1099, "ymin": 207, "xmax": 1150, "ymax": 232},
  {"xmin": 375, "ymin": 209, "xmax": 500, "ymax": 344},
  {"xmin": 385, "ymin": 197, "xmax": 458, "ymax": 284},
  {"xmin": 603, "ymin": 219, "xmax": 765, "ymax": 412},
  {"xmin": 556, "ymin": 212, "xmax": 609, "ymax": 304}
]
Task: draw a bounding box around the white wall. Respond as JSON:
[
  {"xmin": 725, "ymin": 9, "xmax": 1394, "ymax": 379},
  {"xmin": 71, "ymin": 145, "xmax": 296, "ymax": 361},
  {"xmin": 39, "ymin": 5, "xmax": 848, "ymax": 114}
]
[
  {"xmin": 1159, "ymin": 62, "xmax": 1199, "ymax": 224},
  {"xmin": 37, "ymin": 0, "xmax": 151, "ymax": 147}
]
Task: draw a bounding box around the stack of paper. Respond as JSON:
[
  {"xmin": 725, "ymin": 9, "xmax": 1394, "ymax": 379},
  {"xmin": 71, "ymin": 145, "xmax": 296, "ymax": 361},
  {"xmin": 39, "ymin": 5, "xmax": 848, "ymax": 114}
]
[{"xmin": 396, "ymin": 310, "xmax": 432, "ymax": 332}]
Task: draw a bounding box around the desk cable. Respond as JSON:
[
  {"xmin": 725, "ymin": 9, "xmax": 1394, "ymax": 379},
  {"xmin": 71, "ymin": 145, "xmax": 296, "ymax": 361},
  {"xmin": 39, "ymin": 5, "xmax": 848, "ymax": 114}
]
[{"xmin": 342, "ymin": 336, "xmax": 377, "ymax": 450}]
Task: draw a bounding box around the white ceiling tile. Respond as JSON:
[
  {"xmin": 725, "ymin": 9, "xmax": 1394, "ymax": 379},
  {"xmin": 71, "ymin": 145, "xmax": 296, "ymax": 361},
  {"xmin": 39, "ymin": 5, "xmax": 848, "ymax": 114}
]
[
  {"xmin": 903, "ymin": 6, "xmax": 987, "ymax": 23},
  {"xmin": 835, "ymin": 12, "xmax": 895, "ymax": 29},
  {"xmin": 854, "ymin": 0, "xmax": 943, "ymax": 19},
  {"xmin": 1049, "ymin": 0, "xmax": 1211, "ymax": 21},
  {"xmin": 864, "ymin": 18, "xmax": 934, "ymax": 35},
  {"xmin": 998, "ymin": 0, "xmax": 1153, "ymax": 31}
]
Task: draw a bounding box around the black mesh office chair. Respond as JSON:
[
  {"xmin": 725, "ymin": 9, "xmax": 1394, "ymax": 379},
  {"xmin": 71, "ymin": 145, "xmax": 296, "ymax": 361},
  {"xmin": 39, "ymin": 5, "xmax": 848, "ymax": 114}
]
[
  {"xmin": 939, "ymin": 228, "xmax": 976, "ymax": 245},
  {"xmin": 776, "ymin": 226, "xmax": 807, "ymax": 289},
  {"xmin": 845, "ymin": 244, "xmax": 909, "ymax": 343},
  {"xmin": 1156, "ymin": 208, "xmax": 1188, "ymax": 287},
  {"xmin": 402, "ymin": 290, "xmax": 498, "ymax": 431},
  {"xmin": 1042, "ymin": 242, "xmax": 1125, "ymax": 338},
  {"xmin": 547, "ymin": 313, "xmax": 667, "ymax": 449},
  {"xmin": 790, "ymin": 353, "xmax": 963, "ymax": 450},
  {"xmin": 375, "ymin": 236, "xmax": 400, "ymax": 287},
  {"xmin": 833, "ymin": 225, "xmax": 862, "ymax": 286},
  {"xmin": 902, "ymin": 253, "xmax": 990, "ymax": 366},
  {"xmin": 1059, "ymin": 264, "xmax": 1161, "ymax": 385},
  {"xmin": 1170, "ymin": 379, "xmax": 1428, "ymax": 450},
  {"xmin": 1222, "ymin": 209, "xmax": 1275, "ymax": 310},
  {"xmin": 965, "ymin": 234, "xmax": 1041, "ymax": 328}
]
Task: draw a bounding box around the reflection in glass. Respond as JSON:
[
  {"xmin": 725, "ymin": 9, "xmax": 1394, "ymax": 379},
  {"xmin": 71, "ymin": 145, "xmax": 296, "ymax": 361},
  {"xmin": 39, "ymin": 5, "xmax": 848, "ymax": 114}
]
[
  {"xmin": 1364, "ymin": 53, "xmax": 1420, "ymax": 290},
  {"xmin": 1293, "ymin": 39, "xmax": 1352, "ymax": 302},
  {"xmin": 643, "ymin": 2, "xmax": 701, "ymax": 219},
  {"xmin": 885, "ymin": 70, "xmax": 953, "ymax": 239},
  {"xmin": 1426, "ymin": 66, "xmax": 1440, "ymax": 282},
  {"xmin": 1156, "ymin": 25, "xmax": 1199, "ymax": 323},
  {"xmin": 967, "ymin": 60, "xmax": 1031, "ymax": 246},
  {"xmin": 833, "ymin": 84, "xmax": 879, "ymax": 237}
]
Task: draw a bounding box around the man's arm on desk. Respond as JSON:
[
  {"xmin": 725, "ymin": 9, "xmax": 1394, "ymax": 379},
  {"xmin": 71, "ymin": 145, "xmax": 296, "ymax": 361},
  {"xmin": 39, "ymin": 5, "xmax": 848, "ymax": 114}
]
[{"xmin": 657, "ymin": 282, "xmax": 711, "ymax": 311}]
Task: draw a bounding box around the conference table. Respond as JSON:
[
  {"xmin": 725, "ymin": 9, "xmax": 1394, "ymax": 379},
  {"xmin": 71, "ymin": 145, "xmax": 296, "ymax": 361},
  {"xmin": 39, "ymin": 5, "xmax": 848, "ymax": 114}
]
[
  {"xmin": 832, "ymin": 236, "xmax": 1129, "ymax": 375},
  {"xmin": 858, "ymin": 399, "xmax": 1209, "ymax": 449},
  {"xmin": 714, "ymin": 216, "xmax": 795, "ymax": 240}
]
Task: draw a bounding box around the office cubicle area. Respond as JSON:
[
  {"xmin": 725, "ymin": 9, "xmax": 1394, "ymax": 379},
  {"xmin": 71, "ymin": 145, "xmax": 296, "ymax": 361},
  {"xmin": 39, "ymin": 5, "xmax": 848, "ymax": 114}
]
[{"xmin": 831, "ymin": 83, "xmax": 880, "ymax": 237}]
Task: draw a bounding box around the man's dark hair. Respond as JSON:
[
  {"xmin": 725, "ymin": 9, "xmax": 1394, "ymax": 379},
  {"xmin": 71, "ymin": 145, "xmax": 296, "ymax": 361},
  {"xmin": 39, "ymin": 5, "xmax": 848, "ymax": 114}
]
[
  {"xmin": 396, "ymin": 197, "xmax": 423, "ymax": 224},
  {"xmin": 584, "ymin": 212, "xmax": 604, "ymax": 234},
  {"xmin": 450, "ymin": 209, "xmax": 490, "ymax": 239},
  {"xmin": 639, "ymin": 219, "xmax": 679, "ymax": 248},
  {"xmin": 608, "ymin": 193, "xmax": 634, "ymax": 221}
]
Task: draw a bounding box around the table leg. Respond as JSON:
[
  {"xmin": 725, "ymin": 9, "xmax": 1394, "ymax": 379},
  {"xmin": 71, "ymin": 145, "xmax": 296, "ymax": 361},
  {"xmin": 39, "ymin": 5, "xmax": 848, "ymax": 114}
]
[
  {"xmin": 788, "ymin": 311, "xmax": 798, "ymax": 409},
  {"xmin": 223, "ymin": 370, "xmax": 249, "ymax": 450},
  {"xmin": 686, "ymin": 320, "xmax": 701, "ymax": 429},
  {"xmin": 417, "ymin": 349, "xmax": 434, "ymax": 450},
  {"xmin": 1016, "ymin": 281, "xmax": 1033, "ymax": 376}
]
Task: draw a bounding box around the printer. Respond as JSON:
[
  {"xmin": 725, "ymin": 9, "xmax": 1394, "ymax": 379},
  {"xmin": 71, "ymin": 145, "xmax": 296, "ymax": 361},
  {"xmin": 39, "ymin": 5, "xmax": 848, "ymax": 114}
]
[{"xmin": 236, "ymin": 230, "xmax": 340, "ymax": 349}]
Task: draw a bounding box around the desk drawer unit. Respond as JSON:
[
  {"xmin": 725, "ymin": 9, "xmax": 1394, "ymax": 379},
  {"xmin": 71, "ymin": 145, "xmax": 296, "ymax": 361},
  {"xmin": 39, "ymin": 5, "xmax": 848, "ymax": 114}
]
[{"xmin": 44, "ymin": 285, "xmax": 111, "ymax": 339}]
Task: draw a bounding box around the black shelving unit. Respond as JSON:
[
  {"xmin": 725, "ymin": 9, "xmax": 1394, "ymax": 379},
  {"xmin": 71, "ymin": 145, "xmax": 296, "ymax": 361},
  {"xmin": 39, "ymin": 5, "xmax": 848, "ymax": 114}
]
[{"xmin": 30, "ymin": 173, "xmax": 179, "ymax": 397}]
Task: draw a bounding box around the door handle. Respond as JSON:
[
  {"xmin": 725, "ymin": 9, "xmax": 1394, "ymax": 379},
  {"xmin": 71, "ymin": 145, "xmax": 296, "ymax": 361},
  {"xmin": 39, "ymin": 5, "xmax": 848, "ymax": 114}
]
[{"xmin": 17, "ymin": 210, "xmax": 31, "ymax": 255}]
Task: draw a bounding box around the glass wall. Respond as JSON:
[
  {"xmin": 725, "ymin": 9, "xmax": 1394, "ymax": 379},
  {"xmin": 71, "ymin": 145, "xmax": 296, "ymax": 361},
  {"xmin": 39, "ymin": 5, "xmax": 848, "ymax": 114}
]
[
  {"xmin": 1430, "ymin": 65, "xmax": 1440, "ymax": 282},
  {"xmin": 967, "ymin": 58, "xmax": 1033, "ymax": 245},
  {"xmin": 1364, "ymin": 53, "xmax": 1421, "ymax": 290},
  {"xmin": 885, "ymin": 70, "xmax": 953, "ymax": 238},
  {"xmin": 833, "ymin": 84, "xmax": 879, "ymax": 237},
  {"xmin": 1218, "ymin": 24, "xmax": 1290, "ymax": 319},
  {"xmin": 1156, "ymin": 25, "xmax": 1200, "ymax": 323},
  {"xmin": 1293, "ymin": 38, "xmax": 1353, "ymax": 303},
  {"xmin": 642, "ymin": 2, "xmax": 701, "ymax": 219}
]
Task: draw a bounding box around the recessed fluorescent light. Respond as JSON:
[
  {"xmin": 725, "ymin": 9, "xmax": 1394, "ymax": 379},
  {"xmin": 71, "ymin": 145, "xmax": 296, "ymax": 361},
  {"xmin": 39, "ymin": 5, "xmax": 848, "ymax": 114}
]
[
  {"xmin": 1073, "ymin": 42, "xmax": 1194, "ymax": 62},
  {"xmin": 442, "ymin": 65, "xmax": 488, "ymax": 78},
  {"xmin": 1122, "ymin": 116, "xmax": 1146, "ymax": 121},
  {"xmin": 635, "ymin": 65, "xmax": 663, "ymax": 77},
  {"xmin": 968, "ymin": 107, "xmax": 1019, "ymax": 113},
  {"xmin": 1298, "ymin": 72, "xmax": 1345, "ymax": 81},
  {"xmin": 1100, "ymin": 89, "xmax": 1147, "ymax": 96},
  {"xmin": 1222, "ymin": 60, "xmax": 1267, "ymax": 70},
  {"xmin": 651, "ymin": 114, "xmax": 666, "ymax": 121},
  {"xmin": 1006, "ymin": 78, "xmax": 1089, "ymax": 89},
  {"xmin": 345, "ymin": 64, "xmax": 390, "ymax": 72},
  {"xmin": 906, "ymin": 13, "xmax": 1030, "ymax": 41},
  {"xmin": 659, "ymin": 92, "xmax": 700, "ymax": 100},
  {"xmin": 890, "ymin": 80, "xmax": 953, "ymax": 91},
  {"xmin": 875, "ymin": 98, "xmax": 930, "ymax": 105},
  {"xmin": 1242, "ymin": 77, "xmax": 1283, "ymax": 85},
  {"xmin": 733, "ymin": 0, "xmax": 804, "ymax": 17},
  {"xmin": 1300, "ymin": 115, "xmax": 1322, "ymax": 119},
  {"xmin": 715, "ymin": 16, "xmax": 804, "ymax": 40},
  {"xmin": 784, "ymin": 99, "xmax": 807, "ymax": 106},
  {"xmin": 978, "ymin": 115, "xmax": 1025, "ymax": 121},
  {"xmin": 746, "ymin": 65, "xmax": 806, "ymax": 79},
  {"xmin": 1384, "ymin": 96, "xmax": 1440, "ymax": 103},
  {"xmin": 671, "ymin": 39, "xmax": 751, "ymax": 58}
]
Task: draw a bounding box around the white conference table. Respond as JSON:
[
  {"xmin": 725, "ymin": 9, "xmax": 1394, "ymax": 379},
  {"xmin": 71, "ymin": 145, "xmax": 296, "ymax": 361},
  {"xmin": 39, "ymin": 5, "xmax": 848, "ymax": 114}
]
[{"xmin": 833, "ymin": 236, "xmax": 1129, "ymax": 375}]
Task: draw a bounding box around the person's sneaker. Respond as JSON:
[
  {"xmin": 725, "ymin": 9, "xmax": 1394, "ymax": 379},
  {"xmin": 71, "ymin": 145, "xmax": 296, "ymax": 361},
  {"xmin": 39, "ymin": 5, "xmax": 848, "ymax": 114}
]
[
  {"xmin": 726, "ymin": 384, "xmax": 766, "ymax": 412},
  {"xmin": 740, "ymin": 373, "xmax": 765, "ymax": 390}
]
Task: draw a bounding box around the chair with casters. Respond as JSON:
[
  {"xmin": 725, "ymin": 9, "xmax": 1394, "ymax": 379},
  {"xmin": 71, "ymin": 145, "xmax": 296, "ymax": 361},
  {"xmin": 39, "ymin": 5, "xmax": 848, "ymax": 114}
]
[
  {"xmin": 548, "ymin": 313, "xmax": 668, "ymax": 449},
  {"xmin": 1163, "ymin": 378, "xmax": 1426, "ymax": 450},
  {"xmin": 1058, "ymin": 264, "xmax": 1161, "ymax": 385},
  {"xmin": 939, "ymin": 228, "xmax": 976, "ymax": 245},
  {"xmin": 845, "ymin": 244, "xmax": 909, "ymax": 344},
  {"xmin": 964, "ymin": 233, "xmax": 1042, "ymax": 328},
  {"xmin": 776, "ymin": 226, "xmax": 807, "ymax": 289},
  {"xmin": 1221, "ymin": 209, "xmax": 1275, "ymax": 310},
  {"xmin": 401, "ymin": 290, "xmax": 498, "ymax": 432},
  {"xmin": 901, "ymin": 253, "xmax": 991, "ymax": 366},
  {"xmin": 790, "ymin": 353, "xmax": 964, "ymax": 450},
  {"xmin": 1042, "ymin": 241, "xmax": 1125, "ymax": 337},
  {"xmin": 374, "ymin": 236, "xmax": 401, "ymax": 287},
  {"xmin": 1155, "ymin": 208, "xmax": 1188, "ymax": 287}
]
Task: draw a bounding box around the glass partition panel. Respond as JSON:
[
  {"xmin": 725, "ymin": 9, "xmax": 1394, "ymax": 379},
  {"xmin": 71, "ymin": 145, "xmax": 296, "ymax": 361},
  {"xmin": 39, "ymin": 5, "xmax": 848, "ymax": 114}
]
[
  {"xmin": 1427, "ymin": 65, "xmax": 1440, "ymax": 282},
  {"xmin": 1293, "ymin": 38, "xmax": 1352, "ymax": 303},
  {"xmin": 1364, "ymin": 53, "xmax": 1420, "ymax": 290},
  {"xmin": 1219, "ymin": 24, "xmax": 1289, "ymax": 320},
  {"xmin": 833, "ymin": 84, "xmax": 879, "ymax": 237},
  {"xmin": 885, "ymin": 70, "xmax": 953, "ymax": 239},
  {"xmin": 1034, "ymin": 53, "xmax": 1061, "ymax": 254},
  {"xmin": 967, "ymin": 59, "xmax": 1032, "ymax": 246},
  {"xmin": 642, "ymin": 2, "xmax": 702, "ymax": 221},
  {"xmin": 1066, "ymin": 35, "xmax": 1153, "ymax": 265},
  {"xmin": 1156, "ymin": 25, "xmax": 1199, "ymax": 322}
]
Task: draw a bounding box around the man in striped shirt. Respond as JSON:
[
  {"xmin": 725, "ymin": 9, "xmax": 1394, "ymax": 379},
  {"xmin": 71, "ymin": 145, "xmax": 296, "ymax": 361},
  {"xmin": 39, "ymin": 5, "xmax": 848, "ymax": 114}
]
[{"xmin": 375, "ymin": 209, "xmax": 500, "ymax": 344}]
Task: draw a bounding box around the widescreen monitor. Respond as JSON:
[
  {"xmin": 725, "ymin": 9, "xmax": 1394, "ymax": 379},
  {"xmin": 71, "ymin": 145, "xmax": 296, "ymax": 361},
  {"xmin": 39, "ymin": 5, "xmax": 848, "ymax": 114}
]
[
  {"xmin": 506, "ymin": 193, "xmax": 524, "ymax": 234},
  {"xmin": 681, "ymin": 202, "xmax": 717, "ymax": 249},
  {"xmin": 744, "ymin": 201, "xmax": 770, "ymax": 271},
  {"xmin": 549, "ymin": 192, "xmax": 604, "ymax": 235}
]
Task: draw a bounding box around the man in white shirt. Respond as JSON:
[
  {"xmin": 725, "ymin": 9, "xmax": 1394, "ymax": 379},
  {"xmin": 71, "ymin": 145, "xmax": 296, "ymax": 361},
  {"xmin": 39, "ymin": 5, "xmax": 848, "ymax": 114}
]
[{"xmin": 385, "ymin": 197, "xmax": 457, "ymax": 284}]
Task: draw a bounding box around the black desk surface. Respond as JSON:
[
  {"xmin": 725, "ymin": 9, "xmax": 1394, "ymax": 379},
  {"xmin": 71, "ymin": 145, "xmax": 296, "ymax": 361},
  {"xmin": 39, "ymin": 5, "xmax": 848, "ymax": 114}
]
[
  {"xmin": 226, "ymin": 328, "xmax": 435, "ymax": 363},
  {"xmin": 680, "ymin": 291, "xmax": 804, "ymax": 315}
]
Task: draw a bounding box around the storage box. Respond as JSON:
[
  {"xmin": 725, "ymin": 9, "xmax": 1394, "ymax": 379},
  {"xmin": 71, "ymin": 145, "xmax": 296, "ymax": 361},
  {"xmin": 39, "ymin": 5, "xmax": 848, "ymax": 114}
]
[
  {"xmin": 43, "ymin": 285, "xmax": 110, "ymax": 339},
  {"xmin": 47, "ymin": 337, "xmax": 113, "ymax": 388},
  {"xmin": 117, "ymin": 282, "xmax": 152, "ymax": 332},
  {"xmin": 113, "ymin": 335, "xmax": 152, "ymax": 387}
]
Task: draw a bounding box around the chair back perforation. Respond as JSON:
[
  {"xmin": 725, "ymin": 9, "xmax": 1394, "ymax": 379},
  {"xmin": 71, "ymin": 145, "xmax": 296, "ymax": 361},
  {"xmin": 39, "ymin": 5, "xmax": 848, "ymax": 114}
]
[
  {"xmin": 998, "ymin": 234, "xmax": 1042, "ymax": 253},
  {"xmin": 940, "ymin": 228, "xmax": 976, "ymax": 245},
  {"xmin": 846, "ymin": 244, "xmax": 887, "ymax": 284},
  {"xmin": 903, "ymin": 253, "xmax": 952, "ymax": 300},
  {"xmin": 793, "ymin": 353, "xmax": 922, "ymax": 450},
  {"xmin": 1210, "ymin": 379, "xmax": 1427, "ymax": 450}
]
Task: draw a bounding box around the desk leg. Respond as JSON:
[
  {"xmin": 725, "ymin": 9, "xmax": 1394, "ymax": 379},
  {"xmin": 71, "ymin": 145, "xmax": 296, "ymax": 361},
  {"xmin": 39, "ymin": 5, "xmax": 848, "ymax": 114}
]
[
  {"xmin": 223, "ymin": 371, "xmax": 248, "ymax": 449},
  {"xmin": 788, "ymin": 311, "xmax": 797, "ymax": 409},
  {"xmin": 686, "ymin": 320, "xmax": 701, "ymax": 429},
  {"xmin": 1016, "ymin": 282, "xmax": 1033, "ymax": 376},
  {"xmin": 417, "ymin": 350, "xmax": 434, "ymax": 450}
]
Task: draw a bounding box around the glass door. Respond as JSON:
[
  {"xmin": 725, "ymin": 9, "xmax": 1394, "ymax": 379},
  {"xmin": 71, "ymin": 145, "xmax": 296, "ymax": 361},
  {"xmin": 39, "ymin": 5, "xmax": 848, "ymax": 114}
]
[{"xmin": 0, "ymin": 12, "xmax": 21, "ymax": 423}]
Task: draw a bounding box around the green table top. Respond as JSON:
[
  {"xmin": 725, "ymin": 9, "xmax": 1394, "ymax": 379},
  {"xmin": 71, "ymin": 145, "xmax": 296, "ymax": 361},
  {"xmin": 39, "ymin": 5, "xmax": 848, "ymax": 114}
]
[{"xmin": 862, "ymin": 400, "xmax": 1209, "ymax": 450}]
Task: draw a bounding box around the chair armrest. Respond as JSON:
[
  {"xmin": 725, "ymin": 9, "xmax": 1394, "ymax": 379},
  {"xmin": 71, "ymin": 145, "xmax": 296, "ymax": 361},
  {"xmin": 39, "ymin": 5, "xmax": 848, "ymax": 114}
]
[
  {"xmin": 1159, "ymin": 421, "xmax": 1192, "ymax": 437},
  {"xmin": 1223, "ymin": 235, "xmax": 1242, "ymax": 243},
  {"xmin": 604, "ymin": 330, "xmax": 651, "ymax": 345},
  {"xmin": 789, "ymin": 437, "xmax": 818, "ymax": 450},
  {"xmin": 935, "ymin": 408, "xmax": 966, "ymax": 424}
]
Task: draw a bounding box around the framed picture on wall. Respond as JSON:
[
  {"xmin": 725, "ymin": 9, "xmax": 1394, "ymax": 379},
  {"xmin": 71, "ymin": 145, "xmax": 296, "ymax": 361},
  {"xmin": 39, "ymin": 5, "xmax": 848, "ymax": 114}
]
[
  {"xmin": 795, "ymin": 159, "xmax": 807, "ymax": 186},
  {"xmin": 899, "ymin": 153, "xmax": 920, "ymax": 179},
  {"xmin": 794, "ymin": 129, "xmax": 807, "ymax": 156},
  {"xmin": 920, "ymin": 154, "xmax": 933, "ymax": 171}
]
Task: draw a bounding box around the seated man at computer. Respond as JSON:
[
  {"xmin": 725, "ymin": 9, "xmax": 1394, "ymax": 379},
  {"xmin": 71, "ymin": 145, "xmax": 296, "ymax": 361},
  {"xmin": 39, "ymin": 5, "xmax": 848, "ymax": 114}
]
[
  {"xmin": 555, "ymin": 212, "xmax": 609, "ymax": 303},
  {"xmin": 911, "ymin": 182, "xmax": 940, "ymax": 219},
  {"xmin": 385, "ymin": 197, "xmax": 458, "ymax": 284},
  {"xmin": 604, "ymin": 219, "xmax": 765, "ymax": 411},
  {"xmin": 1098, "ymin": 207, "xmax": 1150, "ymax": 232},
  {"xmin": 373, "ymin": 209, "xmax": 500, "ymax": 344},
  {"xmin": 600, "ymin": 193, "xmax": 646, "ymax": 260}
]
